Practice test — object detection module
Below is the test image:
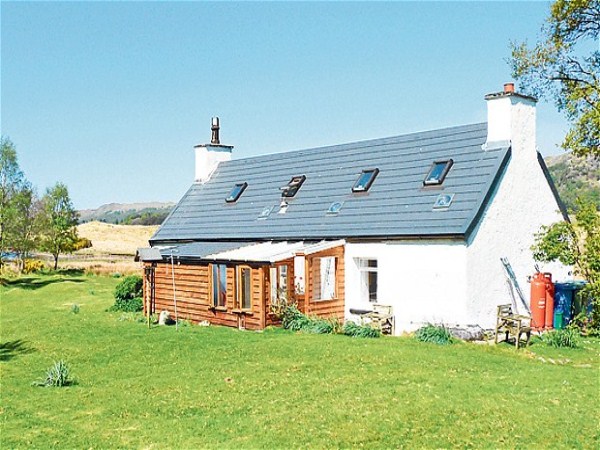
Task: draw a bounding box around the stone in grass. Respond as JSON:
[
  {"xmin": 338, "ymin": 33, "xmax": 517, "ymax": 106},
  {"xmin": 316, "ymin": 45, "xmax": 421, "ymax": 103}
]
[
  {"xmin": 447, "ymin": 325, "xmax": 485, "ymax": 341},
  {"xmin": 158, "ymin": 310, "xmax": 176, "ymax": 326}
]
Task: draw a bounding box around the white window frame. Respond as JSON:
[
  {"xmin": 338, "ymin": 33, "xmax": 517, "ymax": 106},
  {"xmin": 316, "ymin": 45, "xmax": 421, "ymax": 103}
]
[{"xmin": 357, "ymin": 258, "xmax": 378, "ymax": 304}]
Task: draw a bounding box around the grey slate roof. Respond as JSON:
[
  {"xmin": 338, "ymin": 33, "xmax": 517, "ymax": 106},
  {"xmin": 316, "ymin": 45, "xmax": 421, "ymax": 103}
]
[{"xmin": 151, "ymin": 122, "xmax": 511, "ymax": 243}]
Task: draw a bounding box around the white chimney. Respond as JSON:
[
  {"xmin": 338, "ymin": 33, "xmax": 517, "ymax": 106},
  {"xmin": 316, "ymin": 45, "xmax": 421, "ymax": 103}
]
[
  {"xmin": 194, "ymin": 117, "xmax": 233, "ymax": 183},
  {"xmin": 484, "ymin": 83, "xmax": 537, "ymax": 157}
]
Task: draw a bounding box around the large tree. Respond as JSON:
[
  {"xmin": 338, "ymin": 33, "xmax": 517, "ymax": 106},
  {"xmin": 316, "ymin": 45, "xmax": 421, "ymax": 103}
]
[
  {"xmin": 510, "ymin": 0, "xmax": 599, "ymax": 158},
  {"xmin": 40, "ymin": 182, "xmax": 79, "ymax": 270},
  {"xmin": 0, "ymin": 136, "xmax": 27, "ymax": 267}
]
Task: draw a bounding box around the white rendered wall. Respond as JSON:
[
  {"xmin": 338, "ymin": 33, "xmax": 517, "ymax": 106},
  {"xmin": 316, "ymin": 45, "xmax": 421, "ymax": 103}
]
[
  {"xmin": 345, "ymin": 241, "xmax": 468, "ymax": 334},
  {"xmin": 194, "ymin": 144, "xmax": 232, "ymax": 183},
  {"xmin": 466, "ymin": 96, "xmax": 570, "ymax": 328}
]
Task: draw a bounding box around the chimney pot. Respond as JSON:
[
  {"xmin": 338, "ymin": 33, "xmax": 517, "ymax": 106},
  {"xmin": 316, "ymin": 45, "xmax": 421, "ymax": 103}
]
[
  {"xmin": 211, "ymin": 117, "xmax": 220, "ymax": 145},
  {"xmin": 503, "ymin": 83, "xmax": 515, "ymax": 94}
]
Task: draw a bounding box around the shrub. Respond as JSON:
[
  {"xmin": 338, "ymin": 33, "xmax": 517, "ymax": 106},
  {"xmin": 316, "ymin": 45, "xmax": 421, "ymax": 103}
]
[
  {"xmin": 110, "ymin": 275, "xmax": 143, "ymax": 312},
  {"xmin": 343, "ymin": 321, "xmax": 381, "ymax": 338},
  {"xmin": 415, "ymin": 324, "xmax": 455, "ymax": 345},
  {"xmin": 279, "ymin": 304, "xmax": 343, "ymax": 335},
  {"xmin": 23, "ymin": 259, "xmax": 46, "ymax": 274},
  {"xmin": 32, "ymin": 360, "xmax": 74, "ymax": 387},
  {"xmin": 542, "ymin": 328, "xmax": 580, "ymax": 348}
]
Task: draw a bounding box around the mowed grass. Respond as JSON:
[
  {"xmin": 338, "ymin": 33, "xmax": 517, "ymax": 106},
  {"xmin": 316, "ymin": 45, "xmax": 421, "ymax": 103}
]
[{"xmin": 1, "ymin": 275, "xmax": 599, "ymax": 448}]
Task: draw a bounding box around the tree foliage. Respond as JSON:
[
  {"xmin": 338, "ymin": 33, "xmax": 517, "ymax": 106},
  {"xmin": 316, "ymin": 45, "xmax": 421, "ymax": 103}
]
[
  {"xmin": 510, "ymin": 0, "xmax": 599, "ymax": 158},
  {"xmin": 39, "ymin": 183, "xmax": 80, "ymax": 270},
  {"xmin": 532, "ymin": 199, "xmax": 600, "ymax": 334}
]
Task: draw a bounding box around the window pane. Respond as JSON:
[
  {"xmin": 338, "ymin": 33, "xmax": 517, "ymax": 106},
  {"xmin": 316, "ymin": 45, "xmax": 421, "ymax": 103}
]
[
  {"xmin": 424, "ymin": 160, "xmax": 453, "ymax": 185},
  {"xmin": 368, "ymin": 271, "xmax": 378, "ymax": 302},
  {"xmin": 279, "ymin": 265, "xmax": 288, "ymax": 301},
  {"xmin": 352, "ymin": 169, "xmax": 379, "ymax": 192},
  {"xmin": 212, "ymin": 265, "xmax": 219, "ymax": 306},
  {"xmin": 357, "ymin": 258, "xmax": 377, "ymax": 303},
  {"xmin": 241, "ymin": 268, "xmax": 252, "ymax": 309},
  {"xmin": 319, "ymin": 257, "xmax": 336, "ymax": 300},
  {"xmin": 270, "ymin": 267, "xmax": 278, "ymax": 304},
  {"xmin": 226, "ymin": 183, "xmax": 247, "ymax": 203},
  {"xmin": 218, "ymin": 264, "xmax": 227, "ymax": 307}
]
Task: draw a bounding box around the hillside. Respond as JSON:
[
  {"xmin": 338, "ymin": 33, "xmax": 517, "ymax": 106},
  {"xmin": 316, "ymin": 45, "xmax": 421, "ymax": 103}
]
[
  {"xmin": 77, "ymin": 221, "xmax": 158, "ymax": 255},
  {"xmin": 79, "ymin": 202, "xmax": 175, "ymax": 224},
  {"xmin": 545, "ymin": 153, "xmax": 600, "ymax": 212}
]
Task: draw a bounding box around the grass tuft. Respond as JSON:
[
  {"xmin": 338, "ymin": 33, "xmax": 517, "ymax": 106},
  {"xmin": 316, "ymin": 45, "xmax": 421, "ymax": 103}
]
[
  {"xmin": 542, "ymin": 328, "xmax": 580, "ymax": 348},
  {"xmin": 415, "ymin": 324, "xmax": 455, "ymax": 345},
  {"xmin": 32, "ymin": 360, "xmax": 74, "ymax": 387}
]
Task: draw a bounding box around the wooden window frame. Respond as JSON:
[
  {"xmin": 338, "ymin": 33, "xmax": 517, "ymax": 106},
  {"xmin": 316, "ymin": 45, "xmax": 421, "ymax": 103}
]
[
  {"xmin": 210, "ymin": 263, "xmax": 228, "ymax": 310},
  {"xmin": 236, "ymin": 265, "xmax": 253, "ymax": 311},
  {"xmin": 313, "ymin": 256, "xmax": 337, "ymax": 302}
]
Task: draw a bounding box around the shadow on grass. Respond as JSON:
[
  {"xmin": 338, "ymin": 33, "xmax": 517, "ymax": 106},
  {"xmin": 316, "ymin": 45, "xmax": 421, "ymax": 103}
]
[
  {"xmin": 0, "ymin": 339, "xmax": 36, "ymax": 362},
  {"xmin": 1, "ymin": 273, "xmax": 86, "ymax": 290}
]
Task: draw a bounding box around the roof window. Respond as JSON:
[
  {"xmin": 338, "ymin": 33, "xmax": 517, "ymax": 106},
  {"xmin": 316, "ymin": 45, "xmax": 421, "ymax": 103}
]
[
  {"xmin": 423, "ymin": 160, "xmax": 453, "ymax": 186},
  {"xmin": 327, "ymin": 201, "xmax": 344, "ymax": 215},
  {"xmin": 352, "ymin": 168, "xmax": 379, "ymax": 193},
  {"xmin": 433, "ymin": 193, "xmax": 455, "ymax": 209},
  {"xmin": 281, "ymin": 175, "xmax": 306, "ymax": 198},
  {"xmin": 225, "ymin": 182, "xmax": 248, "ymax": 203}
]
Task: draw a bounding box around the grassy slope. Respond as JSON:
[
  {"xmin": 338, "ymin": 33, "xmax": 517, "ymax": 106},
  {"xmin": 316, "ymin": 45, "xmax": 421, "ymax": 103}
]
[
  {"xmin": 77, "ymin": 221, "xmax": 158, "ymax": 256},
  {"xmin": 1, "ymin": 275, "xmax": 599, "ymax": 448}
]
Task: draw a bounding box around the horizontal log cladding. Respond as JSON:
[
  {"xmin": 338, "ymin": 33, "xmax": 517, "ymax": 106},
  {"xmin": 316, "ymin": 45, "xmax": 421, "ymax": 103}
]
[{"xmin": 145, "ymin": 261, "xmax": 267, "ymax": 330}]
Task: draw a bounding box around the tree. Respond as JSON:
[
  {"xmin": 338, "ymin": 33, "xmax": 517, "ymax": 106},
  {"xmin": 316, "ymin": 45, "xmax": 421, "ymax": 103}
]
[
  {"xmin": 532, "ymin": 199, "xmax": 600, "ymax": 335},
  {"xmin": 11, "ymin": 185, "xmax": 44, "ymax": 272},
  {"xmin": 40, "ymin": 183, "xmax": 80, "ymax": 270},
  {"xmin": 510, "ymin": 0, "xmax": 599, "ymax": 158},
  {"xmin": 0, "ymin": 136, "xmax": 27, "ymax": 267}
]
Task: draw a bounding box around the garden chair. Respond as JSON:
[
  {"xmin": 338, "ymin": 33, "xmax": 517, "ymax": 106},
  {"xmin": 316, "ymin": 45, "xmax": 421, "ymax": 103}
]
[{"xmin": 494, "ymin": 304, "xmax": 531, "ymax": 349}]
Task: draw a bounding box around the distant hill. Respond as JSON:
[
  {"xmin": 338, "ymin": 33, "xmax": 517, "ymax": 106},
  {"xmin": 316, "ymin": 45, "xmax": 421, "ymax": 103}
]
[
  {"xmin": 79, "ymin": 202, "xmax": 175, "ymax": 225},
  {"xmin": 545, "ymin": 153, "xmax": 600, "ymax": 213},
  {"xmin": 77, "ymin": 221, "xmax": 158, "ymax": 255}
]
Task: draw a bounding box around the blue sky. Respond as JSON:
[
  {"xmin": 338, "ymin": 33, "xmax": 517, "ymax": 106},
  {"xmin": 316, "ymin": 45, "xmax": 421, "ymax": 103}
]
[{"xmin": 2, "ymin": 1, "xmax": 569, "ymax": 209}]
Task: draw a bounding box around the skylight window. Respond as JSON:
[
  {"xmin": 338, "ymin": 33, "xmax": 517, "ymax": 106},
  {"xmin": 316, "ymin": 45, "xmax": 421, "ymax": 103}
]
[
  {"xmin": 225, "ymin": 182, "xmax": 248, "ymax": 203},
  {"xmin": 258, "ymin": 205, "xmax": 275, "ymax": 219},
  {"xmin": 281, "ymin": 175, "xmax": 306, "ymax": 198},
  {"xmin": 327, "ymin": 201, "xmax": 344, "ymax": 215},
  {"xmin": 423, "ymin": 160, "xmax": 453, "ymax": 186},
  {"xmin": 352, "ymin": 168, "xmax": 379, "ymax": 192},
  {"xmin": 433, "ymin": 193, "xmax": 455, "ymax": 209}
]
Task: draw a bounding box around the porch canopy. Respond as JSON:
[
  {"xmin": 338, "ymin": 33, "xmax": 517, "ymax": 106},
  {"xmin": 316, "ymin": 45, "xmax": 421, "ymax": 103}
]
[{"xmin": 136, "ymin": 240, "xmax": 345, "ymax": 264}]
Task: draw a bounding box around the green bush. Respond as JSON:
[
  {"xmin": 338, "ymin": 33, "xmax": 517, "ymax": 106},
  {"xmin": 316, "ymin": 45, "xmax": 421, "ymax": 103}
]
[
  {"xmin": 542, "ymin": 328, "xmax": 580, "ymax": 348},
  {"xmin": 415, "ymin": 324, "xmax": 455, "ymax": 345},
  {"xmin": 32, "ymin": 360, "xmax": 74, "ymax": 387},
  {"xmin": 110, "ymin": 276, "xmax": 143, "ymax": 312},
  {"xmin": 343, "ymin": 321, "xmax": 381, "ymax": 338},
  {"xmin": 279, "ymin": 305, "xmax": 343, "ymax": 335}
]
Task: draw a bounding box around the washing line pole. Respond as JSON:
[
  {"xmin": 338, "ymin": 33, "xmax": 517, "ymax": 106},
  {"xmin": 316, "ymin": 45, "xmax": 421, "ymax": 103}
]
[{"xmin": 170, "ymin": 252, "xmax": 179, "ymax": 331}]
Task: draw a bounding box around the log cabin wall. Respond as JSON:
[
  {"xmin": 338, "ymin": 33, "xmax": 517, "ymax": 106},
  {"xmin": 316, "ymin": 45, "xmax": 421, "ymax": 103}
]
[
  {"xmin": 144, "ymin": 261, "xmax": 267, "ymax": 330},
  {"xmin": 305, "ymin": 245, "xmax": 345, "ymax": 320}
]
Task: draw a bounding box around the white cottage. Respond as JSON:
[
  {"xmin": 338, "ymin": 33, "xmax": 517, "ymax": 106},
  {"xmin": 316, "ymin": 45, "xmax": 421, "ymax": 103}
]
[{"xmin": 138, "ymin": 84, "xmax": 569, "ymax": 333}]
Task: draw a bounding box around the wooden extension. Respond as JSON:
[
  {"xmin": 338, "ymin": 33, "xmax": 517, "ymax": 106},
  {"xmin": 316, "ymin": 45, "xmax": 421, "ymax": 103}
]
[{"xmin": 494, "ymin": 304, "xmax": 531, "ymax": 349}]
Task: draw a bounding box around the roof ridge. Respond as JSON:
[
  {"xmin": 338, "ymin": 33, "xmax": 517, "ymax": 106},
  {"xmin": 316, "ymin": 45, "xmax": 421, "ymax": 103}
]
[{"xmin": 224, "ymin": 122, "xmax": 487, "ymax": 165}]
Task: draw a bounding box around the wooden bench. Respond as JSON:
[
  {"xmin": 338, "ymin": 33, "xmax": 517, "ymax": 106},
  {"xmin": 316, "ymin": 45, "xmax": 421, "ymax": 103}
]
[
  {"xmin": 363, "ymin": 304, "xmax": 395, "ymax": 336},
  {"xmin": 494, "ymin": 304, "xmax": 531, "ymax": 349}
]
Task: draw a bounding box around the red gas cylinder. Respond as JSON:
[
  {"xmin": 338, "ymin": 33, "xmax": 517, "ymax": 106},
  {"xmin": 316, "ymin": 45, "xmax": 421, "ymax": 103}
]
[
  {"xmin": 544, "ymin": 273, "xmax": 555, "ymax": 329},
  {"xmin": 530, "ymin": 272, "xmax": 547, "ymax": 331}
]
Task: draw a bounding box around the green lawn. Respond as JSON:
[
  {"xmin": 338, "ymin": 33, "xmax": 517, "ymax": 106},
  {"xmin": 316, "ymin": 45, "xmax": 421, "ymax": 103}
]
[{"xmin": 1, "ymin": 274, "xmax": 599, "ymax": 449}]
